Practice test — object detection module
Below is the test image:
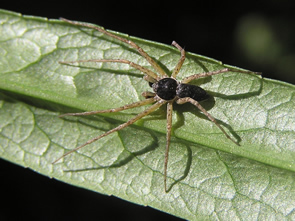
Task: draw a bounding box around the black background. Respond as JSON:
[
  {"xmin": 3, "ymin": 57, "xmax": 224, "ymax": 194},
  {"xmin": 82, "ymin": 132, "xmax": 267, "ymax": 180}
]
[{"xmin": 1, "ymin": 2, "xmax": 295, "ymax": 220}]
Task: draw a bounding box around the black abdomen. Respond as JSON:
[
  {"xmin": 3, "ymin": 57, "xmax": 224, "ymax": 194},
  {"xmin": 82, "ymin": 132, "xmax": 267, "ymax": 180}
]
[{"xmin": 176, "ymin": 83, "xmax": 209, "ymax": 101}]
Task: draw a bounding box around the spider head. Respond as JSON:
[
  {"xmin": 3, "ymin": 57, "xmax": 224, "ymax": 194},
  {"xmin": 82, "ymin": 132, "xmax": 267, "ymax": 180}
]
[{"xmin": 152, "ymin": 78, "xmax": 178, "ymax": 101}]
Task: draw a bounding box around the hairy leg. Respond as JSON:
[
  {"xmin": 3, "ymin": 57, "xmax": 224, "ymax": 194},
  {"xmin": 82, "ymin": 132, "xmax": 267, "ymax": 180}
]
[
  {"xmin": 59, "ymin": 97, "xmax": 156, "ymax": 117},
  {"xmin": 171, "ymin": 41, "xmax": 186, "ymax": 79},
  {"xmin": 53, "ymin": 99, "xmax": 166, "ymax": 164},
  {"xmin": 61, "ymin": 18, "xmax": 168, "ymax": 77},
  {"xmin": 177, "ymin": 97, "xmax": 239, "ymax": 145},
  {"xmin": 60, "ymin": 58, "xmax": 159, "ymax": 80},
  {"xmin": 164, "ymin": 101, "xmax": 173, "ymax": 192},
  {"xmin": 181, "ymin": 68, "xmax": 261, "ymax": 84}
]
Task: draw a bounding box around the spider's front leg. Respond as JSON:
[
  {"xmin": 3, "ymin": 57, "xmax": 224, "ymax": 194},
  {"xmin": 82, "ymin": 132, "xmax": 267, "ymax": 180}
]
[
  {"xmin": 60, "ymin": 59, "xmax": 160, "ymax": 81},
  {"xmin": 60, "ymin": 18, "xmax": 168, "ymax": 78},
  {"xmin": 171, "ymin": 41, "xmax": 186, "ymax": 79}
]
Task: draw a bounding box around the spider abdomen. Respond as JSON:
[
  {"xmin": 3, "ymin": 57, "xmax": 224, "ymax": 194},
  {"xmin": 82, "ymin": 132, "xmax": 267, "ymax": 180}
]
[{"xmin": 176, "ymin": 83, "xmax": 209, "ymax": 101}]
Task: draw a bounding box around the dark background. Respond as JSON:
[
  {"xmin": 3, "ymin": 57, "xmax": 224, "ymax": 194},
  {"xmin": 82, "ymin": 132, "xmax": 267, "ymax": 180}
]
[{"xmin": 1, "ymin": 1, "xmax": 295, "ymax": 220}]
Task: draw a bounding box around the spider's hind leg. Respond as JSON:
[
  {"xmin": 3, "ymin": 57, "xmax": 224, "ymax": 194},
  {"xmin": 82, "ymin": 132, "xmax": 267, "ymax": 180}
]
[
  {"xmin": 177, "ymin": 97, "xmax": 240, "ymax": 146},
  {"xmin": 181, "ymin": 68, "xmax": 261, "ymax": 84}
]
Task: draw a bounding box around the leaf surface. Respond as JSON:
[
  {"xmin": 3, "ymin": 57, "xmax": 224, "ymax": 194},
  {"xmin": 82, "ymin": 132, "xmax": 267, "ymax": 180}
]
[{"xmin": 1, "ymin": 9, "xmax": 295, "ymax": 220}]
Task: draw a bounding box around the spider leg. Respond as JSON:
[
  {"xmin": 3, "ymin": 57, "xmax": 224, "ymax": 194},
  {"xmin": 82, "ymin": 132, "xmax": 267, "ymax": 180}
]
[
  {"xmin": 53, "ymin": 99, "xmax": 166, "ymax": 164},
  {"xmin": 59, "ymin": 97, "xmax": 156, "ymax": 117},
  {"xmin": 176, "ymin": 97, "xmax": 240, "ymax": 146},
  {"xmin": 60, "ymin": 58, "xmax": 159, "ymax": 80},
  {"xmin": 181, "ymin": 68, "xmax": 261, "ymax": 84},
  {"xmin": 61, "ymin": 18, "xmax": 168, "ymax": 78},
  {"xmin": 141, "ymin": 91, "xmax": 156, "ymax": 99},
  {"xmin": 164, "ymin": 101, "xmax": 173, "ymax": 192},
  {"xmin": 171, "ymin": 41, "xmax": 186, "ymax": 79},
  {"xmin": 143, "ymin": 75, "xmax": 157, "ymax": 84}
]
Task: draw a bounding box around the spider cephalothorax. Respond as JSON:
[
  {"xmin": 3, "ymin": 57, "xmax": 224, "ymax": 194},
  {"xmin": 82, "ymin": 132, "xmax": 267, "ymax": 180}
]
[
  {"xmin": 152, "ymin": 78, "xmax": 178, "ymax": 100},
  {"xmin": 54, "ymin": 18, "xmax": 260, "ymax": 192}
]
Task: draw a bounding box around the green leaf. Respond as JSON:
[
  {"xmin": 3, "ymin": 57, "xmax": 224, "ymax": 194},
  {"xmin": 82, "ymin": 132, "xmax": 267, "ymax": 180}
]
[{"xmin": 1, "ymin": 9, "xmax": 295, "ymax": 220}]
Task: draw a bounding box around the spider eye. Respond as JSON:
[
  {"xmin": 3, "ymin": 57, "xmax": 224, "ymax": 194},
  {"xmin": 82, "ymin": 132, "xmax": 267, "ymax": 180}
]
[{"xmin": 153, "ymin": 78, "xmax": 178, "ymax": 100}]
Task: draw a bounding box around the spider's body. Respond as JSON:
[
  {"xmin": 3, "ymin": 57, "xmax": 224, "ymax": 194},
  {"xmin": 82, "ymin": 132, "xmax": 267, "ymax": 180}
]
[
  {"xmin": 55, "ymin": 18, "xmax": 260, "ymax": 192},
  {"xmin": 151, "ymin": 78, "xmax": 209, "ymax": 102}
]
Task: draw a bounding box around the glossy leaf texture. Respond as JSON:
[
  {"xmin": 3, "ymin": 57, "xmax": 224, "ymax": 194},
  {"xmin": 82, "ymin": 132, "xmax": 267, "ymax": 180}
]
[{"xmin": 1, "ymin": 9, "xmax": 295, "ymax": 220}]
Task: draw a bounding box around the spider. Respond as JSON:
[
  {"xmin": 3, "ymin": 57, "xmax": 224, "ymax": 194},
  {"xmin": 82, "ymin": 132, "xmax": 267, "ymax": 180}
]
[{"xmin": 54, "ymin": 18, "xmax": 261, "ymax": 192}]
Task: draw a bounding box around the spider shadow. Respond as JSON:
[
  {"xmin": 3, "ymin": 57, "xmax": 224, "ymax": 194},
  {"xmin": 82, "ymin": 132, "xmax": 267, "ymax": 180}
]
[
  {"xmin": 61, "ymin": 25, "xmax": 168, "ymax": 77},
  {"xmin": 187, "ymin": 54, "xmax": 264, "ymax": 100},
  {"xmin": 207, "ymin": 76, "xmax": 263, "ymax": 100},
  {"xmin": 173, "ymin": 78, "xmax": 263, "ymax": 144},
  {"xmin": 173, "ymin": 97, "xmax": 241, "ymax": 143},
  {"xmin": 60, "ymin": 62, "xmax": 144, "ymax": 79},
  {"xmin": 61, "ymin": 114, "xmax": 193, "ymax": 192},
  {"xmin": 172, "ymin": 69, "xmax": 263, "ymax": 143},
  {"xmin": 62, "ymin": 116, "xmax": 160, "ymax": 173},
  {"xmin": 165, "ymin": 140, "xmax": 192, "ymax": 193}
]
